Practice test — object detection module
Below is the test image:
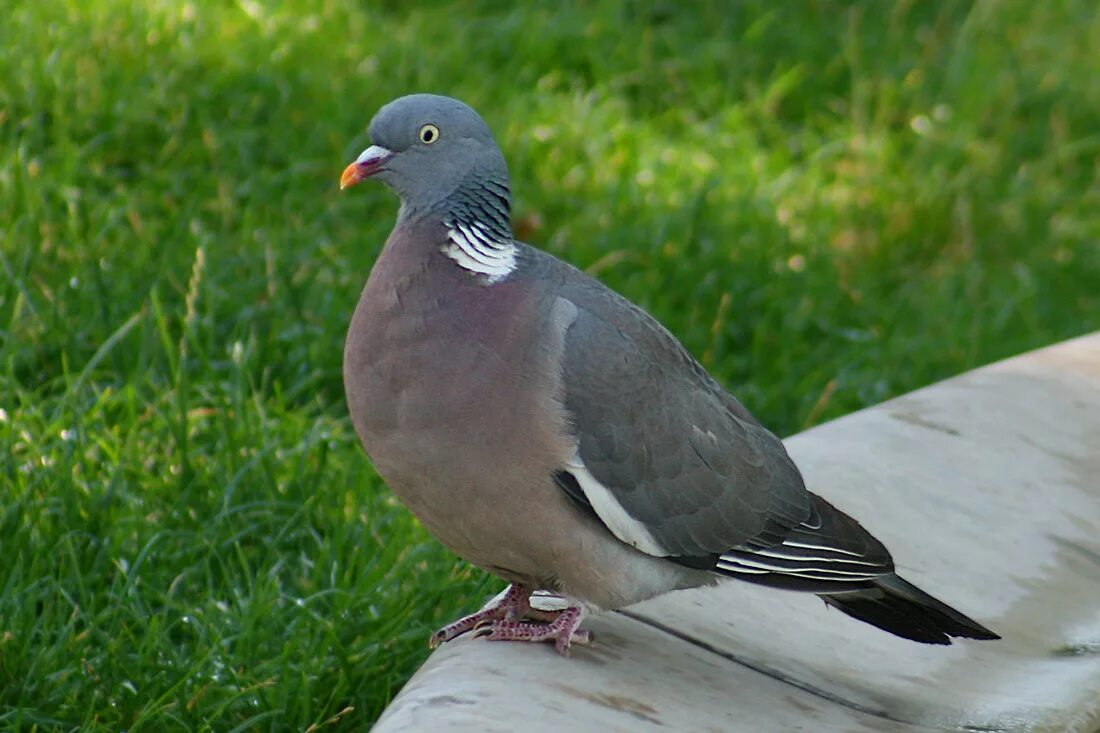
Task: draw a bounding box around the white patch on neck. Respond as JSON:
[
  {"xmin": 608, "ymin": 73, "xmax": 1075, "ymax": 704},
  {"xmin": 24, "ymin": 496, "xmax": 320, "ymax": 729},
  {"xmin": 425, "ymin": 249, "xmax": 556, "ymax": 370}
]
[{"xmin": 441, "ymin": 220, "xmax": 517, "ymax": 283}]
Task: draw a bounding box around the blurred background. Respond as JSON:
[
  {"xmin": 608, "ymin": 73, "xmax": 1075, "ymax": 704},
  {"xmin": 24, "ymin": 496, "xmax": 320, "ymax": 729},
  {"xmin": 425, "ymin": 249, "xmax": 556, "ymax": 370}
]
[{"xmin": 2, "ymin": 0, "xmax": 1098, "ymax": 729}]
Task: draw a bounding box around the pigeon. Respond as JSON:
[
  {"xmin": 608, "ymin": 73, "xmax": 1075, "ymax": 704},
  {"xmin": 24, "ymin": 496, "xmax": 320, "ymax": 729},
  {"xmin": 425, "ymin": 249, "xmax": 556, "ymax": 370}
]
[{"xmin": 338, "ymin": 93, "xmax": 999, "ymax": 655}]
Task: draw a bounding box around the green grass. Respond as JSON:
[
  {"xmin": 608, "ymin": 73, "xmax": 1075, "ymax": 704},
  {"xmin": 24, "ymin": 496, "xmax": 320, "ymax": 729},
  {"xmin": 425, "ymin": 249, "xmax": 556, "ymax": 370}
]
[{"xmin": 2, "ymin": 0, "xmax": 1099, "ymax": 728}]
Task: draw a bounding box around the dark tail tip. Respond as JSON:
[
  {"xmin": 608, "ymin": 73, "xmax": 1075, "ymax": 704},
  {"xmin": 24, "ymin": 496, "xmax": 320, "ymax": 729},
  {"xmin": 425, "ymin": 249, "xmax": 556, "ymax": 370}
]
[{"xmin": 822, "ymin": 574, "xmax": 1000, "ymax": 645}]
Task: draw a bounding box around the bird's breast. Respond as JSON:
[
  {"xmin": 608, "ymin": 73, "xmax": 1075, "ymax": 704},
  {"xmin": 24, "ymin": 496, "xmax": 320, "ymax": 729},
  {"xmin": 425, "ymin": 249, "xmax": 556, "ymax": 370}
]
[{"xmin": 343, "ymin": 242, "xmax": 572, "ymax": 532}]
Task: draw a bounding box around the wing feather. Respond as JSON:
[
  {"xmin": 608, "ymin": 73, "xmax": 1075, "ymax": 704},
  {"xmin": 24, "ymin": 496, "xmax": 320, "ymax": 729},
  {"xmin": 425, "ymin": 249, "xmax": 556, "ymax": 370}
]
[
  {"xmin": 530, "ymin": 251, "xmax": 893, "ymax": 591},
  {"xmin": 552, "ymin": 272, "xmax": 812, "ymax": 557}
]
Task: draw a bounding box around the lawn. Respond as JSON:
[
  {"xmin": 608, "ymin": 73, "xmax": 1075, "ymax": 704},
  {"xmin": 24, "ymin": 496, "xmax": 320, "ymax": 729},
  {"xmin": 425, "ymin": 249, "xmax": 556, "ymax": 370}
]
[{"xmin": 2, "ymin": 0, "xmax": 1099, "ymax": 729}]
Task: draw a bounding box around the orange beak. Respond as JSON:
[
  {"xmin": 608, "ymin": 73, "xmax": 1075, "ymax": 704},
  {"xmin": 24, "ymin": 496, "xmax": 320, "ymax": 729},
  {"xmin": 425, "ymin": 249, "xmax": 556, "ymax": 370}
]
[{"xmin": 340, "ymin": 145, "xmax": 394, "ymax": 189}]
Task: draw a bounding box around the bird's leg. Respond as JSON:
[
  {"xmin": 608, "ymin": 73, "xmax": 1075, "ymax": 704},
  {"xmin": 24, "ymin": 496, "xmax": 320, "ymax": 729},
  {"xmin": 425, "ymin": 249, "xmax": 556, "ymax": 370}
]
[
  {"xmin": 471, "ymin": 605, "xmax": 592, "ymax": 656},
  {"xmin": 429, "ymin": 583, "xmax": 535, "ymax": 648}
]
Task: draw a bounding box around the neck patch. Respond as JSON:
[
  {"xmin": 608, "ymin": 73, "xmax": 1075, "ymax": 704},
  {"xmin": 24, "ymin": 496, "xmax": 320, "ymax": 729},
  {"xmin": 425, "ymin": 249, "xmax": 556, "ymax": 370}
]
[{"xmin": 441, "ymin": 218, "xmax": 517, "ymax": 283}]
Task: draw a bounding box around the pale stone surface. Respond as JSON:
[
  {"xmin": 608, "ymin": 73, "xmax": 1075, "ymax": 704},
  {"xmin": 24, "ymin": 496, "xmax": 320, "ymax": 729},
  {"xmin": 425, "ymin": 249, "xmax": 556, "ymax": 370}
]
[{"xmin": 373, "ymin": 334, "xmax": 1100, "ymax": 732}]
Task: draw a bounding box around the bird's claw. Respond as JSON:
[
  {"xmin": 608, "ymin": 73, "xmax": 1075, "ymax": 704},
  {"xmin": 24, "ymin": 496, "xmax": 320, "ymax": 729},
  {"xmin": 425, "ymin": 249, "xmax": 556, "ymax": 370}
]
[
  {"xmin": 428, "ymin": 583, "xmax": 533, "ymax": 649},
  {"xmin": 469, "ymin": 607, "xmax": 590, "ymax": 656},
  {"xmin": 428, "ymin": 629, "xmax": 448, "ymax": 649},
  {"xmin": 429, "ymin": 585, "xmax": 588, "ymax": 656}
]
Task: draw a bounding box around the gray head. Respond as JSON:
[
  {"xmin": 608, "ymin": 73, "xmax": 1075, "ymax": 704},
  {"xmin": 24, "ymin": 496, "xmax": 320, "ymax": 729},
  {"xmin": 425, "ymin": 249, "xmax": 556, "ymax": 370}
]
[{"xmin": 341, "ymin": 94, "xmax": 513, "ymax": 236}]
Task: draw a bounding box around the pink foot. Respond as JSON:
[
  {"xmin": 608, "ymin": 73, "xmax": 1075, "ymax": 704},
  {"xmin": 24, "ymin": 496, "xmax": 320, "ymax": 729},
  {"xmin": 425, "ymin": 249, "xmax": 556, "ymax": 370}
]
[
  {"xmin": 430, "ymin": 583, "xmax": 539, "ymax": 648},
  {"xmin": 471, "ymin": 605, "xmax": 591, "ymax": 656}
]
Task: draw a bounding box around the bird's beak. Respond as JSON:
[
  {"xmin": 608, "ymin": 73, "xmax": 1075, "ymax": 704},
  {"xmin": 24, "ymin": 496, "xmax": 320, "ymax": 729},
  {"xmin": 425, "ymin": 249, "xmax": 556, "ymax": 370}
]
[{"xmin": 340, "ymin": 145, "xmax": 394, "ymax": 189}]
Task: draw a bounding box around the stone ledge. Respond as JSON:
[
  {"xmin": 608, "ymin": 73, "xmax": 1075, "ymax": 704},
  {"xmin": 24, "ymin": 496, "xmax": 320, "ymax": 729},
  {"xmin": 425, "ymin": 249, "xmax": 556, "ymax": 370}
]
[{"xmin": 373, "ymin": 333, "xmax": 1100, "ymax": 732}]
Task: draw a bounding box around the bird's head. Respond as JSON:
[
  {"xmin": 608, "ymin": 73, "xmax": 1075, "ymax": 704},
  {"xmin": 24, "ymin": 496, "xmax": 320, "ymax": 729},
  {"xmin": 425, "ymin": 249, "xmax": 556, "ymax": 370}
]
[{"xmin": 340, "ymin": 94, "xmax": 511, "ymax": 217}]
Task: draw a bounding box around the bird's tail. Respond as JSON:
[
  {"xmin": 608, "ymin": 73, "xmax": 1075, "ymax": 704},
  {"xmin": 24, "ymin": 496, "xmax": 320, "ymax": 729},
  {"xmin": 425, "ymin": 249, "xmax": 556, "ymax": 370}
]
[
  {"xmin": 710, "ymin": 492, "xmax": 1000, "ymax": 644},
  {"xmin": 820, "ymin": 573, "xmax": 1000, "ymax": 645}
]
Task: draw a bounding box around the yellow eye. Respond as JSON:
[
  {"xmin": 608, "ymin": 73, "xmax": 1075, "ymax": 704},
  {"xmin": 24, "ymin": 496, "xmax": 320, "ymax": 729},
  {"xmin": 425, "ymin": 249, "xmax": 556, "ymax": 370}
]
[{"xmin": 418, "ymin": 123, "xmax": 440, "ymax": 144}]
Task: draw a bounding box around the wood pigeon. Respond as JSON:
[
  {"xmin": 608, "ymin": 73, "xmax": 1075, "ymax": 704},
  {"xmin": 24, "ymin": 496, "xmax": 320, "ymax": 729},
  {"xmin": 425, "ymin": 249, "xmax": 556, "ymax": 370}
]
[{"xmin": 339, "ymin": 94, "xmax": 999, "ymax": 655}]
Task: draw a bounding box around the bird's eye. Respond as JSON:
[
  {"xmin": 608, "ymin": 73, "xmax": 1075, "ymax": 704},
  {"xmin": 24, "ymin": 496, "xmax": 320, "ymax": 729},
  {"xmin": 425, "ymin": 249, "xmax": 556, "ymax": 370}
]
[{"xmin": 418, "ymin": 124, "xmax": 440, "ymax": 144}]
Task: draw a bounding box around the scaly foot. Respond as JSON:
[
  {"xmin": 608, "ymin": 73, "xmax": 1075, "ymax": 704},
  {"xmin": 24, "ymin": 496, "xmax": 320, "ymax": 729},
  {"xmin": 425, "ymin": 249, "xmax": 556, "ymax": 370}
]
[
  {"xmin": 471, "ymin": 605, "xmax": 591, "ymax": 656},
  {"xmin": 430, "ymin": 583, "xmax": 540, "ymax": 648}
]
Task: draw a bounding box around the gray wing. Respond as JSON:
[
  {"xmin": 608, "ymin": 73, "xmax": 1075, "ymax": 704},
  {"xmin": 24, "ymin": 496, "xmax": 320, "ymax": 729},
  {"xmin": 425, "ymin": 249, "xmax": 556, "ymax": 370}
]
[{"xmin": 550, "ymin": 268, "xmax": 813, "ymax": 559}]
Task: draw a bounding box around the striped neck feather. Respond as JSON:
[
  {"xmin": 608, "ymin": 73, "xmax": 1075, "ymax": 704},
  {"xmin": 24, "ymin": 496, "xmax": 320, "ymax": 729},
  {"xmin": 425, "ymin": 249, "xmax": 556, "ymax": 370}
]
[
  {"xmin": 441, "ymin": 217, "xmax": 517, "ymax": 283},
  {"xmin": 437, "ymin": 177, "xmax": 517, "ymax": 283}
]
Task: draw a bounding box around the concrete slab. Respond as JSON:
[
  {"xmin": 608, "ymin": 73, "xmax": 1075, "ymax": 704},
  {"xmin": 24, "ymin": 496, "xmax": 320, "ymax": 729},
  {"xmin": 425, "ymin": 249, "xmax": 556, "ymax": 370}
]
[{"xmin": 372, "ymin": 333, "xmax": 1100, "ymax": 732}]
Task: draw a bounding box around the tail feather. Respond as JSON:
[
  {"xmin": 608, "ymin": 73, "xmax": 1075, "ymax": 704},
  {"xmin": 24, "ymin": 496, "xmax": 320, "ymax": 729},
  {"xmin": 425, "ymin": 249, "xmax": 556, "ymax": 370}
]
[
  {"xmin": 821, "ymin": 574, "xmax": 1000, "ymax": 644},
  {"xmin": 674, "ymin": 491, "xmax": 1000, "ymax": 645},
  {"xmin": 664, "ymin": 488, "xmax": 1003, "ymax": 642}
]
